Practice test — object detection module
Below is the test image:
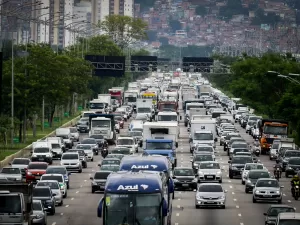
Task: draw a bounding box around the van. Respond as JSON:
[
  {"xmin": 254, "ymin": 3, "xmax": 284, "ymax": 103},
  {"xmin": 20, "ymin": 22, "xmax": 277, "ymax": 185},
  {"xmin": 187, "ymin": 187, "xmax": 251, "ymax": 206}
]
[{"xmin": 55, "ymin": 128, "xmax": 73, "ymax": 149}]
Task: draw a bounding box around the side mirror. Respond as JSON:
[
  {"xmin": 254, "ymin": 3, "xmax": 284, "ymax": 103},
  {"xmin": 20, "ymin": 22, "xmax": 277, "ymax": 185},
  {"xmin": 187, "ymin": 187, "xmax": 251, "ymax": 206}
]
[
  {"xmin": 97, "ymin": 197, "xmax": 104, "ymax": 218},
  {"xmin": 214, "ymin": 138, "xmax": 218, "ymax": 142},
  {"xmin": 280, "ymin": 186, "xmax": 284, "ymax": 188},
  {"xmin": 228, "ymin": 160, "xmax": 231, "ymax": 163},
  {"xmin": 276, "ymin": 159, "xmax": 280, "ymax": 163},
  {"xmin": 90, "ymin": 177, "xmax": 93, "ymax": 180},
  {"xmin": 195, "ymin": 174, "xmax": 198, "ymax": 177},
  {"xmin": 162, "ymin": 198, "xmax": 168, "ymax": 217},
  {"xmin": 52, "ymin": 193, "xmax": 56, "ymax": 196},
  {"xmin": 30, "ymin": 151, "xmax": 33, "ymax": 153},
  {"xmin": 263, "ymin": 213, "xmax": 267, "ymax": 216},
  {"xmin": 98, "ymin": 164, "xmax": 101, "ymax": 166},
  {"xmin": 224, "ymin": 190, "xmax": 228, "ymax": 193},
  {"xmin": 189, "ymin": 138, "xmax": 193, "ymax": 143}
]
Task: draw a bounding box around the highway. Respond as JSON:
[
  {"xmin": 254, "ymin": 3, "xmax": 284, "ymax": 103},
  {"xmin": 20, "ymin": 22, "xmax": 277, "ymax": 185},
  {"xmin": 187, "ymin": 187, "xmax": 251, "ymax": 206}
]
[{"xmin": 46, "ymin": 105, "xmax": 299, "ymax": 225}]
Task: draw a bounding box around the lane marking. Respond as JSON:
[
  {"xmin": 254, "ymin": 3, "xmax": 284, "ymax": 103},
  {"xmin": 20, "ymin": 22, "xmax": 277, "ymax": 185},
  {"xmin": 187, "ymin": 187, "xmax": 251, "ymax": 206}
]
[
  {"xmin": 240, "ymin": 223, "xmax": 244, "ymax": 225},
  {"xmin": 84, "ymin": 180, "xmax": 87, "ymax": 182},
  {"xmin": 60, "ymin": 213, "xmax": 64, "ymax": 216},
  {"xmin": 179, "ymin": 192, "xmax": 182, "ymax": 194},
  {"xmin": 178, "ymin": 198, "xmax": 181, "ymax": 200},
  {"xmin": 228, "ymin": 180, "xmax": 231, "ymax": 182},
  {"xmin": 71, "ymin": 198, "xmax": 74, "ymax": 200},
  {"xmin": 176, "ymin": 213, "xmax": 180, "ymax": 216},
  {"xmin": 89, "ymin": 174, "xmax": 91, "ymax": 176},
  {"xmin": 236, "ymin": 205, "xmax": 239, "ymax": 208},
  {"xmin": 92, "ymin": 169, "xmax": 95, "ymax": 172},
  {"xmin": 52, "ymin": 223, "xmax": 56, "ymax": 225},
  {"xmin": 65, "ymin": 205, "xmax": 69, "ymax": 208},
  {"xmin": 283, "ymin": 193, "xmax": 286, "ymax": 196},
  {"xmin": 288, "ymin": 200, "xmax": 291, "ymax": 203},
  {"xmin": 232, "ymin": 192, "xmax": 235, "ymax": 195},
  {"xmin": 226, "ymin": 175, "xmax": 229, "ymax": 177},
  {"xmin": 233, "ymin": 199, "xmax": 237, "ymax": 201},
  {"xmin": 175, "ymin": 223, "xmax": 179, "ymax": 225},
  {"xmin": 80, "ymin": 185, "xmax": 83, "ymax": 188},
  {"xmin": 229, "ymin": 186, "xmax": 233, "ymax": 189},
  {"xmin": 177, "ymin": 205, "xmax": 180, "ymax": 208},
  {"xmin": 76, "ymin": 191, "xmax": 79, "ymax": 194},
  {"xmin": 238, "ymin": 214, "xmax": 242, "ymax": 217}
]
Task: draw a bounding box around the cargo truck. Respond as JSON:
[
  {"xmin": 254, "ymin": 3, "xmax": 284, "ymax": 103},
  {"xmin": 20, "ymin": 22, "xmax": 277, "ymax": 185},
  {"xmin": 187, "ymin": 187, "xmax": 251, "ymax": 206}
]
[
  {"xmin": 109, "ymin": 87, "xmax": 124, "ymax": 105},
  {"xmin": 89, "ymin": 114, "xmax": 116, "ymax": 144}
]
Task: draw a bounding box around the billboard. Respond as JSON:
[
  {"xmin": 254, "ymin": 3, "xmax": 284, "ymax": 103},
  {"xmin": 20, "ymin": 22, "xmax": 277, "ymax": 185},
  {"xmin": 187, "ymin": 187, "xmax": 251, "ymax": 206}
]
[
  {"xmin": 130, "ymin": 56, "xmax": 158, "ymax": 71},
  {"xmin": 182, "ymin": 57, "xmax": 214, "ymax": 72},
  {"xmin": 85, "ymin": 55, "xmax": 125, "ymax": 77}
]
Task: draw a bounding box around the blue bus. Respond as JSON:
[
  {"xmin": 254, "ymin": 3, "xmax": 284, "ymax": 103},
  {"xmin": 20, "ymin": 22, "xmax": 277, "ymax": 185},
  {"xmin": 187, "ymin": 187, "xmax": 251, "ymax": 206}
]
[{"xmin": 97, "ymin": 171, "xmax": 170, "ymax": 225}]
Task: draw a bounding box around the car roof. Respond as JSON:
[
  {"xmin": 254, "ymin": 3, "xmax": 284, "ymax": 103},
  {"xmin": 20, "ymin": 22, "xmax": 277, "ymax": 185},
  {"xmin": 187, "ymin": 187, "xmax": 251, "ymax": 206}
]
[
  {"xmin": 200, "ymin": 161, "xmax": 218, "ymax": 164},
  {"xmin": 278, "ymin": 212, "xmax": 300, "ymax": 219},
  {"xmin": 248, "ymin": 169, "xmax": 268, "ymax": 173},
  {"xmin": 38, "ymin": 180, "xmax": 59, "ymax": 184},
  {"xmin": 34, "ymin": 186, "xmax": 51, "ymax": 190},
  {"xmin": 95, "ymin": 171, "xmax": 113, "ymax": 174},
  {"xmin": 268, "ymin": 205, "xmax": 295, "ymax": 209},
  {"xmin": 174, "ymin": 167, "xmax": 193, "ymax": 170},
  {"xmin": 42, "ymin": 173, "xmax": 63, "ymax": 177}
]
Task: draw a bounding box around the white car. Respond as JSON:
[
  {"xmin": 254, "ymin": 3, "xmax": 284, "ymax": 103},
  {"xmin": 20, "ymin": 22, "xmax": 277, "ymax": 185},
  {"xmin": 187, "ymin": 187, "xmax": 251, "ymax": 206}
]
[
  {"xmin": 241, "ymin": 163, "xmax": 266, "ymax": 185},
  {"xmin": 193, "ymin": 144, "xmax": 215, "ymax": 161},
  {"xmin": 69, "ymin": 127, "xmax": 79, "ymax": 142},
  {"xmin": 40, "ymin": 174, "xmax": 68, "ymax": 198},
  {"xmin": 60, "ymin": 152, "xmax": 82, "ymax": 173},
  {"xmin": 36, "ymin": 180, "xmax": 63, "ymax": 206},
  {"xmin": 197, "ymin": 161, "xmax": 223, "ymax": 183}
]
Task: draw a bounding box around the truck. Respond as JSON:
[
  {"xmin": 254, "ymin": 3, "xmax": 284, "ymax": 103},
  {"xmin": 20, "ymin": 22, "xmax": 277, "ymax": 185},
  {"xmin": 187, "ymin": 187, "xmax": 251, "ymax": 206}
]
[
  {"xmin": 185, "ymin": 103, "xmax": 205, "ymax": 126},
  {"xmin": 136, "ymin": 99, "xmax": 153, "ymax": 119},
  {"xmin": 189, "ymin": 119, "xmax": 217, "ymax": 152},
  {"xmin": 89, "ymin": 99, "xmax": 107, "ymax": 114},
  {"xmin": 89, "ymin": 114, "xmax": 116, "ymax": 144},
  {"xmin": 97, "ymin": 94, "xmax": 111, "ymax": 109},
  {"xmin": 278, "ymin": 138, "xmax": 297, "ymax": 151},
  {"xmin": 197, "ymin": 85, "xmax": 211, "ymax": 98},
  {"xmin": 97, "ymin": 170, "xmax": 172, "ymax": 225},
  {"xmin": 258, "ymin": 119, "xmax": 289, "ymax": 155},
  {"xmin": 108, "ymin": 87, "xmax": 124, "ymax": 106},
  {"xmin": 124, "ymin": 90, "xmax": 139, "ymax": 109},
  {"xmin": 157, "ymin": 111, "xmax": 180, "ymax": 123},
  {"xmin": 0, "ymin": 182, "xmax": 33, "ymax": 225},
  {"xmin": 142, "ymin": 122, "xmax": 179, "ymax": 149},
  {"xmin": 128, "ymin": 82, "xmax": 138, "ymax": 90},
  {"xmin": 157, "ymin": 100, "xmax": 178, "ymax": 113}
]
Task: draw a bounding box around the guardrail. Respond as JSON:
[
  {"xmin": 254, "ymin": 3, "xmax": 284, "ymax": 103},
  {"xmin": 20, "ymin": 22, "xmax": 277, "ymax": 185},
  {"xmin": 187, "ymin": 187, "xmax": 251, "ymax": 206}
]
[{"xmin": 0, "ymin": 115, "xmax": 80, "ymax": 168}]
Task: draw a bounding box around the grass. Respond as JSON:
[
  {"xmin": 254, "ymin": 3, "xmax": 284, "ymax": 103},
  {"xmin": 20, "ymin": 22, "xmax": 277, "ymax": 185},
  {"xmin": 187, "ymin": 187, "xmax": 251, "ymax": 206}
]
[{"xmin": 0, "ymin": 113, "xmax": 81, "ymax": 161}]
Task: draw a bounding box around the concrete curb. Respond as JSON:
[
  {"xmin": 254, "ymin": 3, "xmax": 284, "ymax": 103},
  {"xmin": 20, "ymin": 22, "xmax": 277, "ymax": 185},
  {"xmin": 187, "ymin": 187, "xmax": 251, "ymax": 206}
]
[{"xmin": 0, "ymin": 115, "xmax": 80, "ymax": 168}]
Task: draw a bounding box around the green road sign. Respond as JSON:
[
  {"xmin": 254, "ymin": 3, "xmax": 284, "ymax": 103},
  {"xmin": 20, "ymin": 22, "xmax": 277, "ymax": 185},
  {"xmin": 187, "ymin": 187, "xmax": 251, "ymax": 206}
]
[
  {"xmin": 44, "ymin": 122, "xmax": 49, "ymax": 128},
  {"xmin": 78, "ymin": 106, "xmax": 83, "ymax": 111},
  {"xmin": 64, "ymin": 112, "xmax": 69, "ymax": 117},
  {"xmin": 13, "ymin": 137, "xmax": 19, "ymax": 143}
]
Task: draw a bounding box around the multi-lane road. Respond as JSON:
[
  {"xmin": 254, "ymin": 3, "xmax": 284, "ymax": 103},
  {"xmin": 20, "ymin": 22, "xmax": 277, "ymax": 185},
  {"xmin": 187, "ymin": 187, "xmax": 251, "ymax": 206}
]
[{"xmin": 46, "ymin": 104, "xmax": 299, "ymax": 225}]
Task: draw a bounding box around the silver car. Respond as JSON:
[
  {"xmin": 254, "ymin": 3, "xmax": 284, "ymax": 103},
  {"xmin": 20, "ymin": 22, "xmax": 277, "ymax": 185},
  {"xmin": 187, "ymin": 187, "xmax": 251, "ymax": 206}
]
[
  {"xmin": 195, "ymin": 183, "xmax": 226, "ymax": 209},
  {"xmin": 31, "ymin": 200, "xmax": 47, "ymax": 225},
  {"xmin": 36, "ymin": 180, "xmax": 63, "ymax": 206},
  {"xmin": 241, "ymin": 163, "xmax": 265, "ymax": 185},
  {"xmin": 0, "ymin": 167, "xmax": 23, "ymax": 182},
  {"xmin": 252, "ymin": 178, "xmax": 283, "ymax": 203},
  {"xmin": 197, "ymin": 161, "xmax": 223, "ymax": 183},
  {"xmin": 9, "ymin": 158, "xmax": 30, "ymax": 177}
]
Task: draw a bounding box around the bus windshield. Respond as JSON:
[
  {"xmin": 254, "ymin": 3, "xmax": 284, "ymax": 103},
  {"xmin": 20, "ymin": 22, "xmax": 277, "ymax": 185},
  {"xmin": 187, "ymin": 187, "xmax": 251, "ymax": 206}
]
[{"xmin": 105, "ymin": 193, "xmax": 162, "ymax": 225}]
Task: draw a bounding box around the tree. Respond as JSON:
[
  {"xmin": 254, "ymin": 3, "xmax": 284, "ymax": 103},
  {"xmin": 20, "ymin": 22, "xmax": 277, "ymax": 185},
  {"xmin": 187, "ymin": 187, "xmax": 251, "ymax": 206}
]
[{"xmin": 99, "ymin": 15, "xmax": 148, "ymax": 50}]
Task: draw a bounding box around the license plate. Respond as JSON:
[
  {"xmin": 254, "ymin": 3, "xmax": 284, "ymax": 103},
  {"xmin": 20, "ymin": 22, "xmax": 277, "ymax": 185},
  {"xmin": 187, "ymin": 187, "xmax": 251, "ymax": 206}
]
[
  {"xmin": 207, "ymin": 176, "xmax": 213, "ymax": 178},
  {"xmin": 182, "ymin": 184, "xmax": 189, "ymax": 187},
  {"xmin": 100, "ymin": 186, "xmax": 105, "ymax": 189},
  {"xmin": 35, "ymin": 176, "xmax": 41, "ymax": 179},
  {"xmin": 38, "ymin": 158, "xmax": 44, "ymax": 161},
  {"xmin": 206, "ymin": 201, "xmax": 214, "ymax": 203},
  {"xmin": 264, "ymin": 195, "xmax": 271, "ymax": 197}
]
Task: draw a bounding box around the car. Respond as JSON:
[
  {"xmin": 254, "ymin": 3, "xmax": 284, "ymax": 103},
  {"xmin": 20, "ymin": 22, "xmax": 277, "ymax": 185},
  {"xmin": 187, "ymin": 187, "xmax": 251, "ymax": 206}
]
[
  {"xmin": 105, "ymin": 153, "xmax": 124, "ymax": 161},
  {"xmin": 60, "ymin": 152, "xmax": 82, "ymax": 173},
  {"xmin": 223, "ymin": 133, "xmax": 241, "ymax": 151},
  {"xmin": 69, "ymin": 127, "xmax": 79, "ymax": 142},
  {"xmin": 195, "ymin": 183, "xmax": 226, "ymax": 209},
  {"xmin": 226, "ymin": 137, "xmax": 245, "ymax": 153},
  {"xmin": 46, "ymin": 166, "xmax": 71, "ymax": 189},
  {"xmin": 31, "ymin": 200, "xmax": 47, "ymax": 225},
  {"xmin": 100, "ymin": 164, "xmax": 120, "ymax": 172},
  {"xmin": 241, "ymin": 163, "xmax": 265, "ymax": 185},
  {"xmin": 172, "ymin": 167, "xmax": 197, "ymax": 190},
  {"xmin": 0, "ymin": 167, "xmax": 22, "ymax": 182},
  {"xmin": 26, "ymin": 162, "xmax": 48, "ymax": 183},
  {"xmin": 114, "ymin": 115, "xmax": 124, "ymax": 128},
  {"xmin": 68, "ymin": 149, "xmax": 87, "ymax": 168},
  {"xmin": 89, "ymin": 134, "xmax": 108, "ymax": 151},
  {"xmin": 9, "ymin": 158, "xmax": 30, "ymax": 177},
  {"xmin": 32, "ymin": 186, "xmax": 56, "ymax": 215},
  {"xmin": 285, "ymin": 157, "xmax": 300, "ymax": 178},
  {"xmin": 263, "ymin": 205, "xmax": 295, "ymax": 225},
  {"xmin": 191, "ymin": 153, "xmax": 214, "ymax": 172},
  {"xmin": 90, "ymin": 171, "xmax": 113, "ymax": 193},
  {"xmin": 99, "ymin": 158, "xmax": 121, "ymax": 167},
  {"xmin": 79, "ymin": 138, "xmax": 99, "ymax": 155},
  {"xmin": 252, "ymin": 178, "xmax": 283, "ymax": 203},
  {"xmin": 36, "ymin": 180, "xmax": 63, "ymax": 206},
  {"xmin": 110, "ymin": 147, "xmax": 132, "ymax": 155},
  {"xmin": 75, "ymin": 144, "xmax": 94, "ymax": 161},
  {"xmin": 128, "ymin": 131, "xmax": 143, "ymax": 146},
  {"xmin": 274, "ymin": 212, "xmax": 300, "ymax": 225},
  {"xmin": 234, "ymin": 151, "xmax": 259, "ymax": 163},
  {"xmin": 228, "ymin": 155, "xmax": 253, "ymax": 179},
  {"xmin": 245, "ymin": 170, "xmax": 271, "ymax": 193},
  {"xmin": 197, "ymin": 161, "xmax": 223, "ymax": 183},
  {"xmin": 76, "ymin": 117, "xmax": 89, "ymax": 133},
  {"xmin": 228, "ymin": 140, "xmax": 247, "ymax": 157},
  {"xmin": 193, "ymin": 144, "xmax": 215, "ymax": 160},
  {"xmin": 278, "ymin": 150, "xmax": 300, "ymax": 172},
  {"xmin": 40, "ymin": 174, "xmax": 67, "ymax": 198}
]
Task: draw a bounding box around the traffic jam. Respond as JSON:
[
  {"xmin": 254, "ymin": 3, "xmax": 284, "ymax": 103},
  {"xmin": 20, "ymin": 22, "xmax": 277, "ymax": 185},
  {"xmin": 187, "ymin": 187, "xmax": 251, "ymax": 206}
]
[{"xmin": 0, "ymin": 69, "xmax": 300, "ymax": 225}]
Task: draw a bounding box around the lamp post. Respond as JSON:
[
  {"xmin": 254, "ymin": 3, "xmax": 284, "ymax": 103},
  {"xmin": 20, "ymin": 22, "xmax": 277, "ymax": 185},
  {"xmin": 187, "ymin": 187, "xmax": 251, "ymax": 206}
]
[
  {"xmin": 11, "ymin": 38, "xmax": 15, "ymax": 145},
  {"xmin": 267, "ymin": 71, "xmax": 300, "ymax": 85}
]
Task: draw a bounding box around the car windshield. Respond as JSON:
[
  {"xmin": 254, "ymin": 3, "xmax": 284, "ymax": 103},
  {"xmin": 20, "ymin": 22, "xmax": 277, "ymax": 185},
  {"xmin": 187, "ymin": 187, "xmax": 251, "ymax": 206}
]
[
  {"xmin": 194, "ymin": 133, "xmax": 213, "ymax": 140},
  {"xmin": 247, "ymin": 121, "xmax": 255, "ymax": 126},
  {"xmin": 263, "ymin": 125, "xmax": 287, "ymax": 135},
  {"xmin": 62, "ymin": 154, "xmax": 78, "ymax": 160},
  {"xmin": 32, "ymin": 201, "xmax": 43, "ymax": 211},
  {"xmin": 230, "ymin": 139, "xmax": 244, "ymax": 144},
  {"xmin": 130, "ymin": 131, "xmax": 142, "ymax": 137},
  {"xmin": 233, "ymin": 149, "xmax": 249, "ymax": 154},
  {"xmin": 28, "ymin": 164, "xmax": 47, "ymax": 170},
  {"xmin": 102, "ymin": 160, "xmax": 120, "ymax": 165},
  {"xmin": 41, "ymin": 175, "xmax": 63, "ymax": 182},
  {"xmin": 195, "ymin": 155, "xmax": 213, "ymax": 161},
  {"xmin": 285, "ymin": 151, "xmax": 300, "ymax": 158},
  {"xmin": 132, "ymin": 128, "xmax": 143, "ymax": 132},
  {"xmin": 101, "ymin": 165, "xmax": 119, "ymax": 171},
  {"xmin": 146, "ymin": 142, "xmax": 172, "ymax": 150},
  {"xmin": 198, "ymin": 185, "xmax": 223, "ymax": 192},
  {"xmin": 200, "ymin": 163, "xmax": 220, "ymax": 169},
  {"xmin": 46, "ymin": 167, "xmax": 66, "ymax": 175},
  {"xmin": 77, "ymin": 145, "xmax": 92, "ymax": 150},
  {"xmin": 117, "ymin": 139, "xmax": 134, "ymax": 145},
  {"xmin": 245, "ymin": 164, "xmax": 264, "ymax": 170},
  {"xmin": 106, "ymin": 154, "xmax": 124, "ymax": 160},
  {"xmin": 225, "ymin": 135, "xmax": 239, "ymax": 140},
  {"xmin": 37, "ymin": 181, "xmax": 59, "ymax": 189},
  {"xmin": 196, "ymin": 146, "xmax": 213, "ymax": 152},
  {"xmin": 34, "ymin": 148, "xmax": 49, "ymax": 153},
  {"xmin": 115, "ymin": 116, "xmax": 122, "ymax": 121},
  {"xmin": 278, "ymin": 219, "xmax": 300, "ymax": 225},
  {"xmin": 94, "ymin": 172, "xmax": 111, "ymax": 179},
  {"xmin": 289, "ymin": 158, "xmax": 300, "ymax": 165},
  {"xmin": 91, "ymin": 120, "xmax": 110, "ymax": 128},
  {"xmin": 51, "ymin": 143, "xmax": 60, "ymax": 149},
  {"xmin": 256, "ymin": 180, "xmax": 279, "ymax": 188},
  {"xmin": 12, "ymin": 158, "xmax": 30, "ymax": 165},
  {"xmin": 137, "ymin": 107, "xmax": 151, "ymax": 113},
  {"xmin": 81, "ymin": 139, "xmax": 96, "ymax": 144},
  {"xmin": 231, "ymin": 157, "xmax": 253, "ymax": 164},
  {"xmin": 69, "ymin": 127, "xmax": 77, "ymax": 133},
  {"xmin": 90, "ymin": 135, "xmax": 104, "ymax": 139},
  {"xmin": 248, "ymin": 171, "xmax": 270, "ymax": 179},
  {"xmin": 111, "ymin": 148, "xmax": 131, "ymax": 155},
  {"xmin": 267, "ymin": 207, "xmax": 295, "ymax": 216},
  {"xmin": 272, "ymin": 143, "xmax": 280, "ymax": 149},
  {"xmin": 33, "ymin": 188, "xmax": 50, "ymax": 197},
  {"xmin": 1, "ymin": 168, "xmax": 20, "ymax": 174},
  {"xmin": 173, "ymin": 169, "xmax": 194, "ymax": 176}
]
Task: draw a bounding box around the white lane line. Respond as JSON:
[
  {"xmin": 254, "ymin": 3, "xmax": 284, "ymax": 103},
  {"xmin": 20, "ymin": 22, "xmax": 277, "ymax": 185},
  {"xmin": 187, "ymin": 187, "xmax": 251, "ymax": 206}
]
[
  {"xmin": 80, "ymin": 185, "xmax": 83, "ymax": 188},
  {"xmin": 71, "ymin": 198, "xmax": 74, "ymax": 200},
  {"xmin": 178, "ymin": 198, "xmax": 181, "ymax": 201},
  {"xmin": 76, "ymin": 191, "xmax": 79, "ymax": 194},
  {"xmin": 180, "ymin": 148, "xmax": 183, "ymax": 150},
  {"xmin": 89, "ymin": 174, "xmax": 91, "ymax": 176},
  {"xmin": 65, "ymin": 205, "xmax": 69, "ymax": 208},
  {"xmin": 52, "ymin": 223, "xmax": 56, "ymax": 225},
  {"xmin": 233, "ymin": 199, "xmax": 237, "ymax": 201},
  {"xmin": 232, "ymin": 192, "xmax": 235, "ymax": 195},
  {"xmin": 238, "ymin": 214, "xmax": 242, "ymax": 217},
  {"xmin": 225, "ymin": 170, "xmax": 228, "ymax": 172},
  {"xmin": 180, "ymin": 165, "xmax": 183, "ymax": 167},
  {"xmin": 84, "ymin": 180, "xmax": 87, "ymax": 182},
  {"xmin": 226, "ymin": 175, "xmax": 229, "ymax": 177},
  {"xmin": 228, "ymin": 180, "xmax": 231, "ymax": 182},
  {"xmin": 288, "ymin": 200, "xmax": 291, "ymax": 203},
  {"xmin": 229, "ymin": 186, "xmax": 233, "ymax": 189},
  {"xmin": 176, "ymin": 213, "xmax": 180, "ymax": 216},
  {"xmin": 175, "ymin": 223, "xmax": 179, "ymax": 225},
  {"xmin": 283, "ymin": 193, "xmax": 286, "ymax": 196},
  {"xmin": 240, "ymin": 223, "xmax": 244, "ymax": 225},
  {"xmin": 177, "ymin": 205, "xmax": 180, "ymax": 208},
  {"xmin": 60, "ymin": 213, "xmax": 64, "ymax": 216},
  {"xmin": 180, "ymin": 151, "xmax": 182, "ymax": 153},
  {"xmin": 181, "ymin": 158, "xmax": 183, "ymax": 160},
  {"xmin": 236, "ymin": 205, "xmax": 239, "ymax": 208},
  {"xmin": 179, "ymin": 192, "xmax": 182, "ymax": 194}
]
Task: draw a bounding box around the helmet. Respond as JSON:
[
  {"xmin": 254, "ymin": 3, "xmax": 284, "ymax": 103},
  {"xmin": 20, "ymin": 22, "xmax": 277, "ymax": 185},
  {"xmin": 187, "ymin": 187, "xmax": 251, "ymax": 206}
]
[{"xmin": 294, "ymin": 175, "xmax": 299, "ymax": 179}]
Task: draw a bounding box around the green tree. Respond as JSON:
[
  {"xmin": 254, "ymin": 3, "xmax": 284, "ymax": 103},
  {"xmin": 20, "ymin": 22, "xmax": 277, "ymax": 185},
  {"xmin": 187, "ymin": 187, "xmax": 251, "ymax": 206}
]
[
  {"xmin": 195, "ymin": 6, "xmax": 207, "ymax": 16},
  {"xmin": 99, "ymin": 15, "xmax": 148, "ymax": 49}
]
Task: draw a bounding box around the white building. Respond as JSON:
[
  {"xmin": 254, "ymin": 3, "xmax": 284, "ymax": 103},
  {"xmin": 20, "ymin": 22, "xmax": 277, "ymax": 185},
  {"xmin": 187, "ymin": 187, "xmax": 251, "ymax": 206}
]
[
  {"xmin": 124, "ymin": 0, "xmax": 134, "ymax": 17},
  {"xmin": 64, "ymin": 0, "xmax": 75, "ymax": 47}
]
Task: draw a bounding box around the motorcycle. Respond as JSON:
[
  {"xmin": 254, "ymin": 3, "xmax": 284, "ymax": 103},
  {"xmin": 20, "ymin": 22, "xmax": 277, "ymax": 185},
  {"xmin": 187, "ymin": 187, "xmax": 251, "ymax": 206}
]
[
  {"xmin": 253, "ymin": 148, "xmax": 260, "ymax": 157},
  {"xmin": 293, "ymin": 185, "xmax": 300, "ymax": 200},
  {"xmin": 274, "ymin": 167, "xmax": 281, "ymax": 181},
  {"xmin": 101, "ymin": 148, "xmax": 108, "ymax": 158}
]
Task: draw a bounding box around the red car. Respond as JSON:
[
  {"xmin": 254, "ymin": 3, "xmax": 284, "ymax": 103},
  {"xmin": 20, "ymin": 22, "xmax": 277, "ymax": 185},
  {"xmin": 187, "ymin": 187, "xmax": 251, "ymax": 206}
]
[{"xmin": 26, "ymin": 162, "xmax": 48, "ymax": 183}]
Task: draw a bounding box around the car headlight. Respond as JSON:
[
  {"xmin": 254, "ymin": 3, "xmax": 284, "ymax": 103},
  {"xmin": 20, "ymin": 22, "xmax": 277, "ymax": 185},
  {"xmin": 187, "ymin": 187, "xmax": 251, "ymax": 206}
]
[
  {"xmin": 92, "ymin": 181, "xmax": 97, "ymax": 185},
  {"xmin": 288, "ymin": 167, "xmax": 292, "ymax": 170},
  {"xmin": 216, "ymin": 171, "xmax": 222, "ymax": 175},
  {"xmin": 34, "ymin": 214, "xmax": 44, "ymax": 219},
  {"xmin": 219, "ymin": 196, "xmax": 225, "ymax": 200},
  {"xmin": 255, "ymin": 190, "xmax": 259, "ymax": 194},
  {"xmin": 196, "ymin": 194, "xmax": 203, "ymax": 200},
  {"xmin": 198, "ymin": 171, "xmax": 204, "ymax": 176},
  {"xmin": 246, "ymin": 180, "xmax": 251, "ymax": 184},
  {"xmin": 173, "ymin": 179, "xmax": 179, "ymax": 183},
  {"xmin": 276, "ymin": 191, "xmax": 280, "ymax": 194},
  {"xmin": 76, "ymin": 162, "xmax": 80, "ymax": 166},
  {"xmin": 192, "ymin": 178, "xmax": 198, "ymax": 182},
  {"xmin": 231, "ymin": 167, "xmax": 237, "ymax": 170},
  {"xmin": 193, "ymin": 163, "xmax": 198, "ymax": 167}
]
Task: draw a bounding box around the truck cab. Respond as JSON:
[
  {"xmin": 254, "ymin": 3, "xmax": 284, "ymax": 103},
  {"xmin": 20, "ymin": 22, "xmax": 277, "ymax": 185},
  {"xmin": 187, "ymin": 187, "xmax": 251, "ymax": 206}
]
[
  {"xmin": 31, "ymin": 141, "xmax": 53, "ymax": 164},
  {"xmin": 157, "ymin": 111, "xmax": 180, "ymax": 123},
  {"xmin": 89, "ymin": 99, "xmax": 107, "ymax": 114},
  {"xmin": 189, "ymin": 130, "xmax": 217, "ymax": 153},
  {"xmin": 116, "ymin": 136, "xmax": 138, "ymax": 153}
]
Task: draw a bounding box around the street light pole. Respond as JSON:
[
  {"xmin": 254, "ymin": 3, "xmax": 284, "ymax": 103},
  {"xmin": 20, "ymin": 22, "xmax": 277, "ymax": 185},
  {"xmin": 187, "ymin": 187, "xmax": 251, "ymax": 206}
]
[
  {"xmin": 11, "ymin": 38, "xmax": 14, "ymax": 145},
  {"xmin": 267, "ymin": 71, "xmax": 300, "ymax": 85}
]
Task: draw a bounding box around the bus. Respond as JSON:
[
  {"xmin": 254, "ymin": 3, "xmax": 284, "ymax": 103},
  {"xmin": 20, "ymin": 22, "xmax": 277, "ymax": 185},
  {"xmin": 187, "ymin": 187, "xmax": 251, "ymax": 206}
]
[{"xmin": 97, "ymin": 171, "xmax": 170, "ymax": 225}]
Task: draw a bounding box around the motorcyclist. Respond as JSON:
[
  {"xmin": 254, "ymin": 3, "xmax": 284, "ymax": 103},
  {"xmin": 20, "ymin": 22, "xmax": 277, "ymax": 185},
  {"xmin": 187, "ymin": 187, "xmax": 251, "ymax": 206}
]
[
  {"xmin": 273, "ymin": 160, "xmax": 282, "ymax": 178},
  {"xmin": 291, "ymin": 175, "xmax": 300, "ymax": 197}
]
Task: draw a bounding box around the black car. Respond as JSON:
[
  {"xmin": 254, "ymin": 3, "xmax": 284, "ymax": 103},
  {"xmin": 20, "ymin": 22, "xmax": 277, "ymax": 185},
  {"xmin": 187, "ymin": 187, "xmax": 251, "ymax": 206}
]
[
  {"xmin": 285, "ymin": 157, "xmax": 300, "ymax": 177},
  {"xmin": 264, "ymin": 205, "xmax": 295, "ymax": 225},
  {"xmin": 245, "ymin": 170, "xmax": 271, "ymax": 193},
  {"xmin": 191, "ymin": 153, "xmax": 214, "ymax": 172},
  {"xmin": 32, "ymin": 186, "xmax": 56, "ymax": 215},
  {"xmin": 229, "ymin": 156, "xmax": 253, "ymax": 179},
  {"xmin": 172, "ymin": 167, "xmax": 197, "ymax": 190},
  {"xmin": 90, "ymin": 171, "xmax": 112, "ymax": 193},
  {"xmin": 277, "ymin": 150, "xmax": 300, "ymax": 172},
  {"xmin": 76, "ymin": 118, "xmax": 89, "ymax": 133}
]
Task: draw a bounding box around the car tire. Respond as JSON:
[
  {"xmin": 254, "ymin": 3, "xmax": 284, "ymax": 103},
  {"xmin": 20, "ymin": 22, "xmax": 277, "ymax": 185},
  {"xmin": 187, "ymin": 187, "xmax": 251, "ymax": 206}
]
[
  {"xmin": 252, "ymin": 197, "xmax": 256, "ymax": 203},
  {"xmin": 64, "ymin": 192, "xmax": 67, "ymax": 198},
  {"xmin": 229, "ymin": 174, "xmax": 233, "ymax": 179},
  {"xmin": 91, "ymin": 158, "xmax": 94, "ymax": 162},
  {"xmin": 50, "ymin": 207, "xmax": 55, "ymax": 215},
  {"xmin": 242, "ymin": 180, "xmax": 245, "ymax": 185},
  {"xmin": 58, "ymin": 200, "xmax": 63, "ymax": 206},
  {"xmin": 195, "ymin": 205, "xmax": 199, "ymax": 209},
  {"xmin": 79, "ymin": 169, "xmax": 82, "ymax": 173},
  {"xmin": 219, "ymin": 179, "xmax": 222, "ymax": 183},
  {"xmin": 278, "ymin": 199, "xmax": 282, "ymax": 204},
  {"xmin": 245, "ymin": 188, "xmax": 249, "ymax": 193},
  {"xmin": 67, "ymin": 183, "xmax": 69, "ymax": 189},
  {"xmin": 221, "ymin": 205, "xmax": 225, "ymax": 209},
  {"xmin": 92, "ymin": 189, "xmax": 95, "ymax": 193}
]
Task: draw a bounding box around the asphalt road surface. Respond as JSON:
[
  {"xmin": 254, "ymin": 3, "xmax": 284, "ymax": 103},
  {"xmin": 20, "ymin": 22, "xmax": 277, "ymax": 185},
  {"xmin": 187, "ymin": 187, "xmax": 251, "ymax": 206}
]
[{"xmin": 46, "ymin": 105, "xmax": 299, "ymax": 225}]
